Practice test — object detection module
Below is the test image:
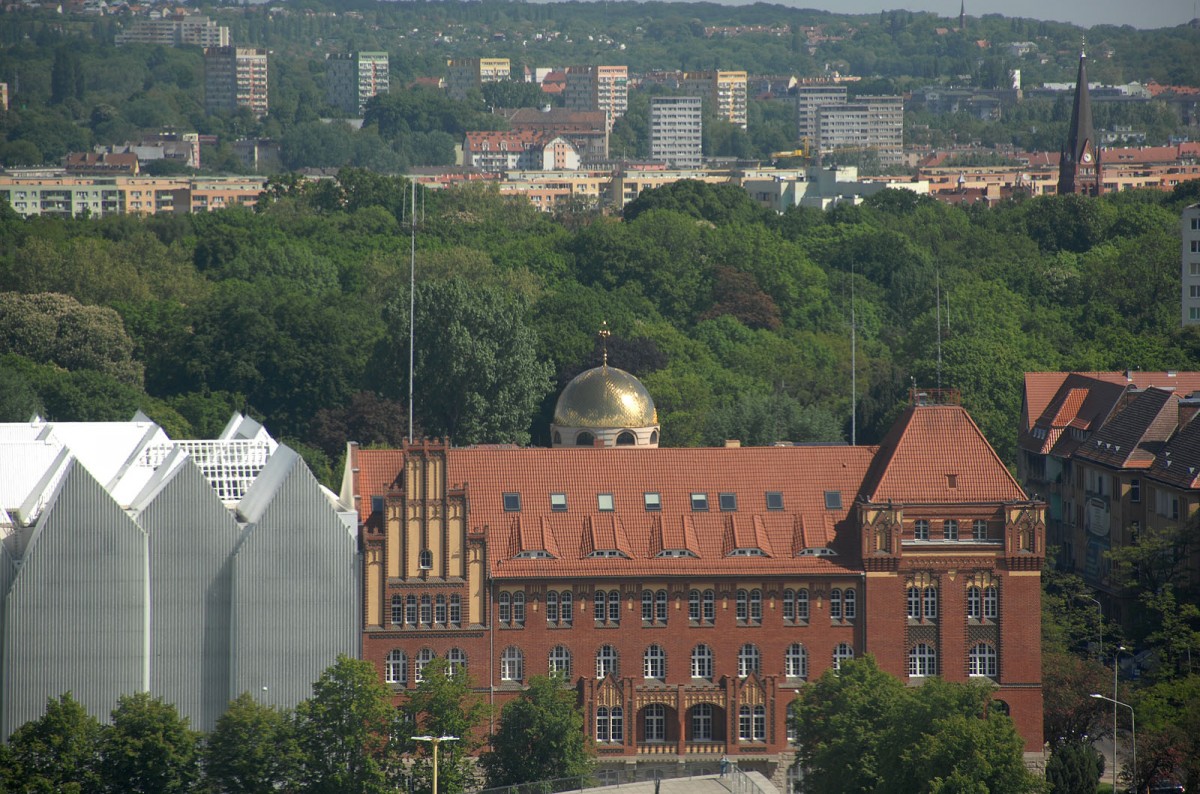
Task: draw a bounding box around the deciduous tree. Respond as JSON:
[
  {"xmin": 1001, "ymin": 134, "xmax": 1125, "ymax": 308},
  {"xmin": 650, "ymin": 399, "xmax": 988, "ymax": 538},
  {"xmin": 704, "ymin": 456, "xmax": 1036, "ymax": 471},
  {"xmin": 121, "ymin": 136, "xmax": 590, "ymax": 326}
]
[
  {"xmin": 480, "ymin": 675, "xmax": 592, "ymax": 788},
  {"xmin": 0, "ymin": 693, "xmax": 102, "ymax": 793},
  {"xmin": 204, "ymin": 692, "xmax": 301, "ymax": 794},
  {"xmin": 99, "ymin": 692, "xmax": 200, "ymax": 794}
]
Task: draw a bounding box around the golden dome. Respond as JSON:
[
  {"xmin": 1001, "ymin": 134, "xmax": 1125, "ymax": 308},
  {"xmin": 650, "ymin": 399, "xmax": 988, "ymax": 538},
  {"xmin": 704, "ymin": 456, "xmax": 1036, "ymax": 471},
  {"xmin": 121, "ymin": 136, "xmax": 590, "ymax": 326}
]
[{"xmin": 553, "ymin": 365, "xmax": 658, "ymax": 428}]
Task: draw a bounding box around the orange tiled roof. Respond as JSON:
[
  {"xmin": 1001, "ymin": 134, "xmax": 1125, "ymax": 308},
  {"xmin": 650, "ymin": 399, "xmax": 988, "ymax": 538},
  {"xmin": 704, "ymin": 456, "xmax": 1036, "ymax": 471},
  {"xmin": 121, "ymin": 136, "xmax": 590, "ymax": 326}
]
[{"xmin": 862, "ymin": 404, "xmax": 1026, "ymax": 504}]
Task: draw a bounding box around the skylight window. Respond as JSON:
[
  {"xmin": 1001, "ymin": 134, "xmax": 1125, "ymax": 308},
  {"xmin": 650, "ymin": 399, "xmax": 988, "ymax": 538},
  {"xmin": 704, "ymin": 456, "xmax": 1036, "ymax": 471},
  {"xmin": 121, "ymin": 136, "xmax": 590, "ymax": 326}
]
[
  {"xmin": 597, "ymin": 493, "xmax": 614, "ymax": 512},
  {"xmin": 503, "ymin": 492, "xmax": 521, "ymax": 512},
  {"xmin": 719, "ymin": 493, "xmax": 737, "ymax": 511},
  {"xmin": 691, "ymin": 493, "xmax": 709, "ymax": 511},
  {"xmin": 824, "ymin": 491, "xmax": 842, "ymax": 510},
  {"xmin": 550, "ymin": 493, "xmax": 567, "ymax": 512},
  {"xmin": 644, "ymin": 492, "xmax": 662, "ymax": 511},
  {"xmin": 765, "ymin": 492, "xmax": 784, "ymax": 511}
]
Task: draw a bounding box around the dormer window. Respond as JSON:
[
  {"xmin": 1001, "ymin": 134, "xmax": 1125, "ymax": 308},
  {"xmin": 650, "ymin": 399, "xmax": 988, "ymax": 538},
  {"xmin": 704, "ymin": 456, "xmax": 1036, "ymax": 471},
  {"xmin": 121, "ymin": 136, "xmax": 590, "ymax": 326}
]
[
  {"xmin": 798, "ymin": 548, "xmax": 837, "ymax": 557},
  {"xmin": 587, "ymin": 549, "xmax": 628, "ymax": 559},
  {"xmin": 656, "ymin": 549, "xmax": 697, "ymax": 558},
  {"xmin": 514, "ymin": 550, "xmax": 553, "ymax": 559},
  {"xmin": 728, "ymin": 548, "xmax": 766, "ymax": 557}
]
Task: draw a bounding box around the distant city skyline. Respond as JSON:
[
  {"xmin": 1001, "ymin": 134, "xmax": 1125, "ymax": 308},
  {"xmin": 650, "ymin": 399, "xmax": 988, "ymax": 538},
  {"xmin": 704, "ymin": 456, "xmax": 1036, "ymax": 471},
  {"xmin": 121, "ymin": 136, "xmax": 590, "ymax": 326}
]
[{"xmin": 779, "ymin": 1, "xmax": 1195, "ymax": 29}]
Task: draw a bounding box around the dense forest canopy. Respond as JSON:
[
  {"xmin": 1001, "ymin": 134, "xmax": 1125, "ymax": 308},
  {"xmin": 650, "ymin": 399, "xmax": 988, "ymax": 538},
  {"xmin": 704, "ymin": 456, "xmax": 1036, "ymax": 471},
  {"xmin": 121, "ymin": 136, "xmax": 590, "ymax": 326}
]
[{"xmin": 4, "ymin": 175, "xmax": 1200, "ymax": 485}]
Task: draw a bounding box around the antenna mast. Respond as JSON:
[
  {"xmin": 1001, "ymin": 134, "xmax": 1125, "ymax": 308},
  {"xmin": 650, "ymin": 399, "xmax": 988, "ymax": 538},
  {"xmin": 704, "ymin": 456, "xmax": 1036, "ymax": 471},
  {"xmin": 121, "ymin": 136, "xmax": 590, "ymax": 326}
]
[
  {"xmin": 936, "ymin": 271, "xmax": 942, "ymax": 391},
  {"xmin": 851, "ymin": 266, "xmax": 857, "ymax": 446},
  {"xmin": 408, "ymin": 179, "xmax": 416, "ymax": 444}
]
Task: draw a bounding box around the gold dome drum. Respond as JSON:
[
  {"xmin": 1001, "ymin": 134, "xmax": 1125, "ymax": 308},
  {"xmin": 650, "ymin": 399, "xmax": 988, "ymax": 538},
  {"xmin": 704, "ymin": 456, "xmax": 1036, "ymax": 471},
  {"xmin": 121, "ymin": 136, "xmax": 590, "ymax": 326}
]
[{"xmin": 553, "ymin": 366, "xmax": 658, "ymax": 428}]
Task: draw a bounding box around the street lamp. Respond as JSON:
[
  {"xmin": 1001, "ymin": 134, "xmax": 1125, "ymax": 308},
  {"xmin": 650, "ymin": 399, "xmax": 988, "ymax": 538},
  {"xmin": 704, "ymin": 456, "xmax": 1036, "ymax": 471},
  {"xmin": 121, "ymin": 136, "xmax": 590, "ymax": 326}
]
[
  {"xmin": 1091, "ymin": 694, "xmax": 1136, "ymax": 793},
  {"xmin": 412, "ymin": 734, "xmax": 459, "ymax": 794},
  {"xmin": 1107, "ymin": 646, "xmax": 1134, "ymax": 788}
]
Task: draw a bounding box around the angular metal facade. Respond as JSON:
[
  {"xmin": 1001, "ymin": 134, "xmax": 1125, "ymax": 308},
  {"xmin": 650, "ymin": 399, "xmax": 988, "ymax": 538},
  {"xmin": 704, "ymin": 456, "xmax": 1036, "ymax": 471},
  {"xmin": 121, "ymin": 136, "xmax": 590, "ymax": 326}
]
[{"xmin": 2, "ymin": 462, "xmax": 147, "ymax": 736}]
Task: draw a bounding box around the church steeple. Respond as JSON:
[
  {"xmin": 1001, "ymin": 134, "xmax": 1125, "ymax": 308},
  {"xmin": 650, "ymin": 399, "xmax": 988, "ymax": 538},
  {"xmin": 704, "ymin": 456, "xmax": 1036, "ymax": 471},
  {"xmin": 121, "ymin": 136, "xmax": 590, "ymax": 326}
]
[
  {"xmin": 959, "ymin": 0, "xmax": 966, "ymax": 31},
  {"xmin": 1058, "ymin": 47, "xmax": 1102, "ymax": 196}
]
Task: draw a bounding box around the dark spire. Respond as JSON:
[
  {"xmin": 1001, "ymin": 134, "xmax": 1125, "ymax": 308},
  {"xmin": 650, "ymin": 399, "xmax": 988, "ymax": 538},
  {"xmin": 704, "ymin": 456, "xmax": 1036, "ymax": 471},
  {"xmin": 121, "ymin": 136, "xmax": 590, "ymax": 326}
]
[
  {"xmin": 959, "ymin": 0, "xmax": 966, "ymax": 31},
  {"xmin": 1058, "ymin": 47, "xmax": 1102, "ymax": 196}
]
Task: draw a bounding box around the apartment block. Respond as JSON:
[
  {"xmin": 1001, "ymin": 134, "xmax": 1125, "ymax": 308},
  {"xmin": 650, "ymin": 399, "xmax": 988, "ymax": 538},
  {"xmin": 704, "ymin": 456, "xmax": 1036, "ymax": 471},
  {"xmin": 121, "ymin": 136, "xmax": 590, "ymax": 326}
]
[
  {"xmin": 564, "ymin": 65, "xmax": 628, "ymax": 132},
  {"xmin": 116, "ymin": 16, "xmax": 230, "ymax": 48},
  {"xmin": 650, "ymin": 96, "xmax": 703, "ymax": 169},
  {"xmin": 0, "ymin": 174, "xmax": 268, "ymax": 218},
  {"xmin": 205, "ymin": 47, "xmax": 269, "ymax": 118},
  {"xmin": 326, "ymin": 52, "xmax": 389, "ymax": 116},
  {"xmin": 681, "ymin": 70, "xmax": 749, "ymax": 129},
  {"xmin": 445, "ymin": 57, "xmax": 510, "ymax": 100},
  {"xmin": 815, "ymin": 95, "xmax": 904, "ymax": 166},
  {"xmin": 1184, "ymin": 205, "xmax": 1200, "ymax": 325},
  {"xmin": 794, "ymin": 84, "xmax": 848, "ymax": 150}
]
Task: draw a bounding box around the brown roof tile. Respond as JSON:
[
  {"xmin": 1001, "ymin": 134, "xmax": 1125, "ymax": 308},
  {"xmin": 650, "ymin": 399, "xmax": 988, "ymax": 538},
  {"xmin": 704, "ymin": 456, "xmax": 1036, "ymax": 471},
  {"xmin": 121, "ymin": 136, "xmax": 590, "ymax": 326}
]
[{"xmin": 1076, "ymin": 388, "xmax": 1178, "ymax": 470}]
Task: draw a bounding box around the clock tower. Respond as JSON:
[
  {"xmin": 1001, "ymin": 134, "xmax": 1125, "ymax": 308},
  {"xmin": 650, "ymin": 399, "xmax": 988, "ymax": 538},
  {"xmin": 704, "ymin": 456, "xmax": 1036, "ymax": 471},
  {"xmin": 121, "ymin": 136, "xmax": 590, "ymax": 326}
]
[{"xmin": 1058, "ymin": 49, "xmax": 1102, "ymax": 196}]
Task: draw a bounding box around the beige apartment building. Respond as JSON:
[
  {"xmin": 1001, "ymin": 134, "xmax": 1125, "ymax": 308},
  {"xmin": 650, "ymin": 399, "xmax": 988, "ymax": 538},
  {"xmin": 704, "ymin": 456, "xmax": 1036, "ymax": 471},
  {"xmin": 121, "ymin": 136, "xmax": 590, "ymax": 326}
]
[
  {"xmin": 681, "ymin": 70, "xmax": 749, "ymax": 129},
  {"xmin": 205, "ymin": 47, "xmax": 269, "ymax": 118},
  {"xmin": 0, "ymin": 174, "xmax": 267, "ymax": 218},
  {"xmin": 116, "ymin": 16, "xmax": 230, "ymax": 48},
  {"xmin": 445, "ymin": 58, "xmax": 510, "ymax": 100},
  {"xmin": 564, "ymin": 65, "xmax": 628, "ymax": 132}
]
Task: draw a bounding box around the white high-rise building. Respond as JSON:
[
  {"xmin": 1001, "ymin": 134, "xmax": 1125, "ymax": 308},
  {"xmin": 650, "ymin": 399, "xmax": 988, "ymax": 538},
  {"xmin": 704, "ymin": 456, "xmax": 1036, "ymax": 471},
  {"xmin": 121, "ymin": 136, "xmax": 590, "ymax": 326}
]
[
  {"xmin": 795, "ymin": 84, "xmax": 848, "ymax": 150},
  {"xmin": 327, "ymin": 52, "xmax": 390, "ymax": 115},
  {"xmin": 1183, "ymin": 204, "xmax": 1200, "ymax": 325},
  {"xmin": 650, "ymin": 96, "xmax": 703, "ymax": 169}
]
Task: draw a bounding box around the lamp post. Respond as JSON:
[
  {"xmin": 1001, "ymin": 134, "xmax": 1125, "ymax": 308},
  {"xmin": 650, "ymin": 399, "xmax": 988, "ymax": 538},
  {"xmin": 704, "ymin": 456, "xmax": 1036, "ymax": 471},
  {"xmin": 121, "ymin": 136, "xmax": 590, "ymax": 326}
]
[
  {"xmin": 1091, "ymin": 694, "xmax": 1136, "ymax": 793},
  {"xmin": 1108, "ymin": 646, "xmax": 1134, "ymax": 788},
  {"xmin": 412, "ymin": 734, "xmax": 458, "ymax": 794},
  {"xmin": 1073, "ymin": 593, "xmax": 1103, "ymax": 662}
]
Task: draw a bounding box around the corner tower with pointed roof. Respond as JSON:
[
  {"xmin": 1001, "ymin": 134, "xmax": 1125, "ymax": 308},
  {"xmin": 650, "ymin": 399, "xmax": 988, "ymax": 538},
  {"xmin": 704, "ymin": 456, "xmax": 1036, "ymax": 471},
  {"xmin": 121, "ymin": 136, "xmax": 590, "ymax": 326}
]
[{"xmin": 1058, "ymin": 48, "xmax": 1103, "ymax": 196}]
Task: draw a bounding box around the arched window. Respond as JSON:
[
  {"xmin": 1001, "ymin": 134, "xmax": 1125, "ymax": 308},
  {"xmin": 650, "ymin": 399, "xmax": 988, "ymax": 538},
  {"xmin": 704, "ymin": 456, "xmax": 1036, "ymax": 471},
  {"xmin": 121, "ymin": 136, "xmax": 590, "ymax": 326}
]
[
  {"xmin": 644, "ymin": 645, "xmax": 666, "ymax": 679},
  {"xmin": 692, "ymin": 645, "xmax": 713, "ymax": 678},
  {"xmin": 907, "ymin": 587, "xmax": 921, "ymax": 618},
  {"xmin": 419, "ymin": 549, "xmax": 433, "ymax": 569},
  {"xmin": 992, "ymin": 699, "xmax": 1011, "ymax": 716},
  {"xmin": 575, "ymin": 431, "xmax": 595, "ymax": 447},
  {"xmin": 796, "ymin": 588, "xmax": 809, "ymax": 620},
  {"xmin": 596, "ymin": 706, "xmax": 623, "ymax": 743},
  {"xmin": 967, "ymin": 586, "xmax": 982, "ymax": 619},
  {"xmin": 549, "ymin": 646, "xmax": 572, "ymax": 677},
  {"xmin": 749, "ymin": 589, "xmax": 763, "ymax": 621},
  {"xmin": 446, "ymin": 648, "xmax": 467, "ymax": 677},
  {"xmin": 703, "ymin": 589, "xmax": 715, "ymax": 622},
  {"xmin": 922, "ymin": 587, "xmax": 936, "ymax": 620},
  {"xmin": 830, "ymin": 589, "xmax": 843, "ymax": 620},
  {"xmin": 844, "ymin": 588, "xmax": 857, "ymax": 620},
  {"xmin": 689, "ymin": 589, "xmax": 701, "ymax": 621},
  {"xmin": 608, "ymin": 590, "xmax": 621, "ymax": 622},
  {"xmin": 616, "ymin": 431, "xmax": 636, "ymax": 445},
  {"xmin": 415, "ymin": 648, "xmax": 434, "ymax": 683},
  {"xmin": 390, "ymin": 595, "xmax": 403, "ymax": 625},
  {"xmin": 644, "ymin": 703, "xmax": 665, "ymax": 741},
  {"xmin": 969, "ymin": 643, "xmax": 997, "ymax": 677},
  {"xmin": 385, "ymin": 650, "xmax": 407, "ymax": 684},
  {"xmin": 983, "ymin": 586, "xmax": 998, "ymax": 619},
  {"xmin": 561, "ymin": 591, "xmax": 573, "ymax": 623},
  {"xmin": 753, "ymin": 705, "xmax": 766, "ymax": 741},
  {"xmin": 943, "ymin": 519, "xmax": 959, "ymax": 540},
  {"xmin": 785, "ymin": 643, "xmax": 808, "ymax": 679},
  {"xmin": 736, "ymin": 589, "xmax": 749, "ymax": 620},
  {"xmin": 553, "ymin": 430, "xmax": 562, "ymax": 445},
  {"xmin": 655, "ymin": 590, "xmax": 668, "ymax": 622},
  {"xmin": 596, "ymin": 645, "xmax": 619, "ymax": 678},
  {"xmin": 594, "ymin": 590, "xmax": 606, "ymax": 621},
  {"xmin": 914, "ymin": 520, "xmax": 930, "ymax": 541},
  {"xmin": 642, "ymin": 590, "xmax": 654, "ymax": 621},
  {"xmin": 498, "ymin": 591, "xmax": 511, "ymax": 623},
  {"xmin": 782, "ymin": 589, "xmax": 795, "ymax": 621},
  {"xmin": 833, "ymin": 643, "xmax": 854, "ymax": 671},
  {"xmin": 501, "ymin": 646, "xmax": 524, "ymax": 682},
  {"xmin": 406, "ymin": 594, "xmax": 417, "ymax": 625},
  {"xmin": 547, "ymin": 590, "xmax": 559, "ymax": 623},
  {"xmin": 512, "ymin": 591, "xmax": 526, "ymax": 624},
  {"xmin": 737, "ymin": 644, "xmax": 760, "ymax": 677},
  {"xmin": 449, "ymin": 594, "xmax": 462, "ymax": 625},
  {"xmin": 909, "ymin": 643, "xmax": 936, "ymax": 677},
  {"xmin": 649, "ymin": 430, "xmax": 659, "ymax": 445},
  {"xmin": 973, "ymin": 519, "xmax": 988, "ymax": 541},
  {"xmin": 435, "ymin": 594, "xmax": 447, "ymax": 624},
  {"xmin": 691, "ymin": 703, "xmax": 713, "ymax": 740},
  {"xmin": 420, "ymin": 594, "xmax": 432, "ymax": 625}
]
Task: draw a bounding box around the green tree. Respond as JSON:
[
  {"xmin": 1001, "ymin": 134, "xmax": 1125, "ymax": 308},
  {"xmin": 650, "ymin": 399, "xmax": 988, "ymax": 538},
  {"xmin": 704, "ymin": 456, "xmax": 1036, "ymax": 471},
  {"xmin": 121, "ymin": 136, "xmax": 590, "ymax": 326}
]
[
  {"xmin": 203, "ymin": 692, "xmax": 301, "ymax": 794},
  {"xmin": 0, "ymin": 692, "xmax": 103, "ymax": 794},
  {"xmin": 99, "ymin": 692, "xmax": 201, "ymax": 794},
  {"xmin": 376, "ymin": 278, "xmax": 552, "ymax": 446},
  {"xmin": 403, "ymin": 659, "xmax": 488, "ymax": 794},
  {"xmin": 480, "ymin": 675, "xmax": 592, "ymax": 788},
  {"xmin": 294, "ymin": 655, "xmax": 405, "ymax": 794},
  {"xmin": 1046, "ymin": 741, "xmax": 1104, "ymax": 794}
]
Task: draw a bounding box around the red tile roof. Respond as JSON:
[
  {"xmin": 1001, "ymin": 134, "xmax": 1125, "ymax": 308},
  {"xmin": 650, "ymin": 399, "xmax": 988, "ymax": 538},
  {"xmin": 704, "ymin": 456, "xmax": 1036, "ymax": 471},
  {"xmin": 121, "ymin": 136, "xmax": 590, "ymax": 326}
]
[{"xmin": 862, "ymin": 404, "xmax": 1026, "ymax": 504}]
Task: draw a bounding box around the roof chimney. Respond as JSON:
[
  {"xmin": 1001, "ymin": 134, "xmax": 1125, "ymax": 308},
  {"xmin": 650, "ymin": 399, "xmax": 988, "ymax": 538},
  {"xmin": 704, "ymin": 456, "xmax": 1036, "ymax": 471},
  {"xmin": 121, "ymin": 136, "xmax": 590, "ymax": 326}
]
[{"xmin": 724, "ymin": 439, "xmax": 741, "ymax": 448}]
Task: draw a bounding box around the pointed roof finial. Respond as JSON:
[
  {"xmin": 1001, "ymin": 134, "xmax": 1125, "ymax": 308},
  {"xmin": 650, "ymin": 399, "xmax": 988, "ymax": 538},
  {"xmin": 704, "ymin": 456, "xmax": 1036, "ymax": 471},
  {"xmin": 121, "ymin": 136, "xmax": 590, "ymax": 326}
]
[
  {"xmin": 599, "ymin": 321, "xmax": 611, "ymax": 367},
  {"xmin": 1081, "ymin": 34, "xmax": 1086, "ymax": 59}
]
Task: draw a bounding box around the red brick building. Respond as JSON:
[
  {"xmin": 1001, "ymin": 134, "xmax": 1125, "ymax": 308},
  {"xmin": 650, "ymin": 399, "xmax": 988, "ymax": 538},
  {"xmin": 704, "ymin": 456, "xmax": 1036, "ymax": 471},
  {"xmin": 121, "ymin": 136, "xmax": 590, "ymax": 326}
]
[{"xmin": 345, "ymin": 368, "xmax": 1045, "ymax": 784}]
